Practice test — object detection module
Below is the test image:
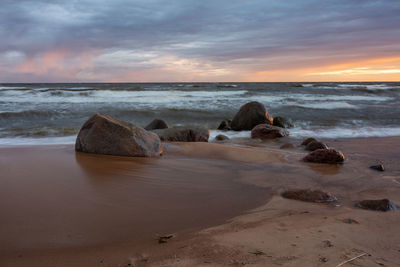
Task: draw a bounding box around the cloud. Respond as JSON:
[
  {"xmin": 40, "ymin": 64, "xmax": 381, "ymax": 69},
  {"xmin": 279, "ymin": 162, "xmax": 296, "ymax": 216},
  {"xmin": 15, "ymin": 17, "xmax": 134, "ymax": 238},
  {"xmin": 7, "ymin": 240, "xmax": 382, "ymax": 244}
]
[{"xmin": 0, "ymin": 0, "xmax": 399, "ymax": 81}]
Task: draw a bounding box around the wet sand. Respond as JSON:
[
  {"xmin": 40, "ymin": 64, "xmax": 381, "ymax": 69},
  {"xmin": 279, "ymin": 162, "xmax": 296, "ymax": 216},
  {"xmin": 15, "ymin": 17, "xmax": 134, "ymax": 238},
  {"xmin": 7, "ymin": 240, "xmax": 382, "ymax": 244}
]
[{"xmin": 1, "ymin": 137, "xmax": 400, "ymax": 266}]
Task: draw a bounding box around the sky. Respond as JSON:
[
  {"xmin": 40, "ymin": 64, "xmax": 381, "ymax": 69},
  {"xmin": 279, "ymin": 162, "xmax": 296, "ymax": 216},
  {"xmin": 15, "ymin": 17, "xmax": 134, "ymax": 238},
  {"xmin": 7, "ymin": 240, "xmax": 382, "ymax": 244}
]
[{"xmin": 0, "ymin": 0, "xmax": 399, "ymax": 82}]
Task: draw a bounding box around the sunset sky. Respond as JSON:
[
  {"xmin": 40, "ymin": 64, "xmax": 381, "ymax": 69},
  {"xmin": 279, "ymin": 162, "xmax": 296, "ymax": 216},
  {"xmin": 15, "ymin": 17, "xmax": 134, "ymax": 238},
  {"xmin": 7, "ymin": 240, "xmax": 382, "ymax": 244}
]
[{"xmin": 1, "ymin": 0, "xmax": 399, "ymax": 82}]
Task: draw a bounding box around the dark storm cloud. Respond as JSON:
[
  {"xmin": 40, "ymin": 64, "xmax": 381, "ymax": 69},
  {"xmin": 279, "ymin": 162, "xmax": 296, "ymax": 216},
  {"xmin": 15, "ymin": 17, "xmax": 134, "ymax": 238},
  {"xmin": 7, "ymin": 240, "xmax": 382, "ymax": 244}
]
[{"xmin": 0, "ymin": 0, "xmax": 399, "ymax": 81}]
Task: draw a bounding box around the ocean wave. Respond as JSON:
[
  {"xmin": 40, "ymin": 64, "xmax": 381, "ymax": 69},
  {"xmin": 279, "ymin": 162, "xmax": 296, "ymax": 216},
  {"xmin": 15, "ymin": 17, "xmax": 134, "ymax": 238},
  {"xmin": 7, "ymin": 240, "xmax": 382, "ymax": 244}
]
[
  {"xmin": 285, "ymin": 101, "xmax": 358, "ymax": 110},
  {"xmin": 302, "ymin": 83, "xmax": 400, "ymax": 91},
  {"xmin": 290, "ymin": 126, "xmax": 400, "ymax": 138}
]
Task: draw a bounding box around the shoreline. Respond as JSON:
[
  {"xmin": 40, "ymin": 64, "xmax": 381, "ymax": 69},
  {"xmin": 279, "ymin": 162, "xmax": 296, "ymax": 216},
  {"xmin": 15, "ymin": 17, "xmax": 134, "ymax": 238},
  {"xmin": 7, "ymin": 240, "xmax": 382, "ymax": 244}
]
[{"xmin": 1, "ymin": 136, "xmax": 400, "ymax": 266}]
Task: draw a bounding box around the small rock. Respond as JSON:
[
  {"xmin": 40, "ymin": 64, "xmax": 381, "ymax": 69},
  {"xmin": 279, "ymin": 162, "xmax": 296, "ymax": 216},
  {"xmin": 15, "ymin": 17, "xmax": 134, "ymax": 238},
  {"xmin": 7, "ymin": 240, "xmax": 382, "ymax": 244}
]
[
  {"xmin": 303, "ymin": 148, "xmax": 345, "ymax": 164},
  {"xmin": 280, "ymin": 143, "xmax": 295, "ymax": 149},
  {"xmin": 282, "ymin": 189, "xmax": 337, "ymax": 203},
  {"xmin": 301, "ymin": 137, "xmax": 317, "ymax": 146},
  {"xmin": 231, "ymin": 101, "xmax": 273, "ymax": 131},
  {"xmin": 273, "ymin": 116, "xmax": 295, "ymax": 128},
  {"xmin": 370, "ymin": 164, "xmax": 384, "ymax": 171},
  {"xmin": 306, "ymin": 141, "xmax": 328, "ymax": 151},
  {"xmin": 215, "ymin": 134, "xmax": 230, "ymax": 141},
  {"xmin": 217, "ymin": 120, "xmax": 232, "ymax": 131},
  {"xmin": 323, "ymin": 240, "xmax": 333, "ymax": 247},
  {"xmin": 343, "ymin": 218, "xmax": 360, "ymax": 224},
  {"xmin": 251, "ymin": 124, "xmax": 288, "ymax": 139},
  {"xmin": 355, "ymin": 199, "xmax": 397, "ymax": 212},
  {"xmin": 144, "ymin": 119, "xmax": 168, "ymax": 130},
  {"xmin": 152, "ymin": 126, "xmax": 209, "ymax": 142},
  {"xmin": 319, "ymin": 257, "xmax": 328, "ymax": 263}
]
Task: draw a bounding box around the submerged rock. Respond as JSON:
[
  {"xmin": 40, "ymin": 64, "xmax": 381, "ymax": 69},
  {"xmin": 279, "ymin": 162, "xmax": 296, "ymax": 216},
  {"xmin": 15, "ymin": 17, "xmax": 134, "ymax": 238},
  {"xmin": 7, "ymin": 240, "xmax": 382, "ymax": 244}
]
[
  {"xmin": 215, "ymin": 134, "xmax": 230, "ymax": 141},
  {"xmin": 75, "ymin": 114, "xmax": 162, "ymax": 157},
  {"xmin": 355, "ymin": 199, "xmax": 397, "ymax": 212},
  {"xmin": 370, "ymin": 164, "xmax": 385, "ymax": 172},
  {"xmin": 306, "ymin": 141, "xmax": 328, "ymax": 151},
  {"xmin": 303, "ymin": 148, "xmax": 345, "ymax": 164},
  {"xmin": 217, "ymin": 119, "xmax": 232, "ymax": 131},
  {"xmin": 152, "ymin": 126, "xmax": 209, "ymax": 142},
  {"xmin": 301, "ymin": 137, "xmax": 317, "ymax": 146},
  {"xmin": 273, "ymin": 116, "xmax": 295, "ymax": 128},
  {"xmin": 251, "ymin": 124, "xmax": 288, "ymax": 139},
  {"xmin": 282, "ymin": 189, "xmax": 337, "ymax": 203},
  {"xmin": 280, "ymin": 143, "xmax": 295, "ymax": 149},
  {"xmin": 145, "ymin": 119, "xmax": 168, "ymax": 130},
  {"xmin": 231, "ymin": 101, "xmax": 273, "ymax": 131}
]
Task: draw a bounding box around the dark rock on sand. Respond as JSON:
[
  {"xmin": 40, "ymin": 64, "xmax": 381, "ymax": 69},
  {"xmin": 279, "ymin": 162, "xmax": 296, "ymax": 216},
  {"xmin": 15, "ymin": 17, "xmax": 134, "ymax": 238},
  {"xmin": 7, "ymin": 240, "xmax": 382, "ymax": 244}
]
[
  {"xmin": 282, "ymin": 189, "xmax": 337, "ymax": 203},
  {"xmin": 355, "ymin": 199, "xmax": 397, "ymax": 212},
  {"xmin": 370, "ymin": 164, "xmax": 385, "ymax": 171},
  {"xmin": 215, "ymin": 134, "xmax": 230, "ymax": 141},
  {"xmin": 231, "ymin": 101, "xmax": 273, "ymax": 131},
  {"xmin": 145, "ymin": 119, "xmax": 168, "ymax": 130},
  {"xmin": 306, "ymin": 141, "xmax": 328, "ymax": 151},
  {"xmin": 280, "ymin": 143, "xmax": 295, "ymax": 149},
  {"xmin": 152, "ymin": 126, "xmax": 209, "ymax": 142},
  {"xmin": 217, "ymin": 119, "xmax": 232, "ymax": 131},
  {"xmin": 273, "ymin": 116, "xmax": 294, "ymax": 128},
  {"xmin": 301, "ymin": 137, "xmax": 317, "ymax": 146},
  {"xmin": 303, "ymin": 148, "xmax": 345, "ymax": 164},
  {"xmin": 251, "ymin": 124, "xmax": 288, "ymax": 139},
  {"xmin": 75, "ymin": 114, "xmax": 162, "ymax": 157}
]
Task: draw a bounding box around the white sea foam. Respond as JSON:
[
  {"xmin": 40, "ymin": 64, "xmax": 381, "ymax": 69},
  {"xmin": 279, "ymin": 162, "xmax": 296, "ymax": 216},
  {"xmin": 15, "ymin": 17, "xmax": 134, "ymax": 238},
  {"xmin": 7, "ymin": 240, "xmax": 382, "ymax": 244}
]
[
  {"xmin": 209, "ymin": 130, "xmax": 251, "ymax": 140},
  {"xmin": 290, "ymin": 126, "xmax": 400, "ymax": 138},
  {"xmin": 286, "ymin": 101, "xmax": 358, "ymax": 109}
]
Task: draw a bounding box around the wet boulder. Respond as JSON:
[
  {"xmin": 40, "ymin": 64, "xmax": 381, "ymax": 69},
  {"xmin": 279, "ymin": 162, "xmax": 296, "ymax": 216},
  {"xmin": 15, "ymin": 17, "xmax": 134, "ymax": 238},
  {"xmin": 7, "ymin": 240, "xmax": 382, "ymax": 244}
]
[
  {"xmin": 152, "ymin": 126, "xmax": 209, "ymax": 142},
  {"xmin": 217, "ymin": 119, "xmax": 232, "ymax": 131},
  {"xmin": 145, "ymin": 119, "xmax": 168, "ymax": 130},
  {"xmin": 251, "ymin": 124, "xmax": 288, "ymax": 139},
  {"xmin": 273, "ymin": 116, "xmax": 295, "ymax": 128},
  {"xmin": 231, "ymin": 101, "xmax": 273, "ymax": 131},
  {"xmin": 215, "ymin": 134, "xmax": 230, "ymax": 141},
  {"xmin": 301, "ymin": 137, "xmax": 317, "ymax": 146},
  {"xmin": 355, "ymin": 199, "xmax": 397, "ymax": 212},
  {"xmin": 303, "ymin": 148, "xmax": 345, "ymax": 164},
  {"xmin": 282, "ymin": 189, "xmax": 337, "ymax": 203},
  {"xmin": 306, "ymin": 141, "xmax": 328, "ymax": 151},
  {"xmin": 75, "ymin": 114, "xmax": 162, "ymax": 157}
]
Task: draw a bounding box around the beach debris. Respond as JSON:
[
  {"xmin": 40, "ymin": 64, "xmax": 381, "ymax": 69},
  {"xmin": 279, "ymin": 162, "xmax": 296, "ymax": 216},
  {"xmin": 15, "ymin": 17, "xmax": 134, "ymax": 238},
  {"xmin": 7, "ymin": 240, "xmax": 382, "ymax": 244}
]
[
  {"xmin": 303, "ymin": 148, "xmax": 345, "ymax": 164},
  {"xmin": 306, "ymin": 141, "xmax": 328, "ymax": 151},
  {"xmin": 144, "ymin": 119, "xmax": 168, "ymax": 130},
  {"xmin": 217, "ymin": 119, "xmax": 232, "ymax": 131},
  {"xmin": 249, "ymin": 250, "xmax": 266, "ymax": 256},
  {"xmin": 75, "ymin": 113, "xmax": 162, "ymax": 157},
  {"xmin": 323, "ymin": 240, "xmax": 333, "ymax": 247},
  {"xmin": 273, "ymin": 116, "xmax": 295, "ymax": 128},
  {"xmin": 336, "ymin": 252, "xmax": 367, "ymax": 267},
  {"xmin": 251, "ymin": 124, "xmax": 288, "ymax": 139},
  {"xmin": 343, "ymin": 218, "xmax": 360, "ymax": 224},
  {"xmin": 370, "ymin": 164, "xmax": 385, "ymax": 172},
  {"xmin": 280, "ymin": 143, "xmax": 295, "ymax": 149},
  {"xmin": 231, "ymin": 101, "xmax": 273, "ymax": 131},
  {"xmin": 282, "ymin": 189, "xmax": 337, "ymax": 203},
  {"xmin": 157, "ymin": 234, "xmax": 175, "ymax": 244},
  {"xmin": 215, "ymin": 134, "xmax": 230, "ymax": 141},
  {"xmin": 320, "ymin": 257, "xmax": 328, "ymax": 263},
  {"xmin": 152, "ymin": 126, "xmax": 209, "ymax": 142},
  {"xmin": 355, "ymin": 199, "xmax": 397, "ymax": 212},
  {"xmin": 301, "ymin": 137, "xmax": 317, "ymax": 146}
]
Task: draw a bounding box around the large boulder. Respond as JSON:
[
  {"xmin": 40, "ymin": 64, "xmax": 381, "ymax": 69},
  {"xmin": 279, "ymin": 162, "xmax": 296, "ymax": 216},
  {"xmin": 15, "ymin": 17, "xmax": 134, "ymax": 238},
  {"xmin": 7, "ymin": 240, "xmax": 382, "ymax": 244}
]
[
  {"xmin": 75, "ymin": 114, "xmax": 162, "ymax": 157},
  {"xmin": 355, "ymin": 199, "xmax": 397, "ymax": 212},
  {"xmin": 231, "ymin": 101, "xmax": 273, "ymax": 131},
  {"xmin": 152, "ymin": 126, "xmax": 209, "ymax": 142},
  {"xmin": 282, "ymin": 189, "xmax": 337, "ymax": 203},
  {"xmin": 306, "ymin": 141, "xmax": 328, "ymax": 151},
  {"xmin": 303, "ymin": 148, "xmax": 345, "ymax": 164},
  {"xmin": 145, "ymin": 119, "xmax": 168, "ymax": 130},
  {"xmin": 273, "ymin": 116, "xmax": 294, "ymax": 128},
  {"xmin": 251, "ymin": 124, "xmax": 288, "ymax": 139}
]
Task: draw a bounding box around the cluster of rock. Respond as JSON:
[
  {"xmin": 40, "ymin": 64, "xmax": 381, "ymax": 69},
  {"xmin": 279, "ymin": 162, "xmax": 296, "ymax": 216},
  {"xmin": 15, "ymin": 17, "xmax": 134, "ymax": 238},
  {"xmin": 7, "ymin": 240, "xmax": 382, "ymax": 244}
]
[
  {"xmin": 75, "ymin": 114, "xmax": 209, "ymax": 157},
  {"xmin": 216, "ymin": 101, "xmax": 292, "ymax": 141},
  {"xmin": 301, "ymin": 137, "xmax": 345, "ymax": 164}
]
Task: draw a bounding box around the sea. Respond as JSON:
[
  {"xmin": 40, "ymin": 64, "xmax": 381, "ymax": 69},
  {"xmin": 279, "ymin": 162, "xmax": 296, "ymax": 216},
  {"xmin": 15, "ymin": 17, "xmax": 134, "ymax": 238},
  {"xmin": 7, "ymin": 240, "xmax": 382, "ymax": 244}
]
[{"xmin": 0, "ymin": 82, "xmax": 399, "ymax": 145}]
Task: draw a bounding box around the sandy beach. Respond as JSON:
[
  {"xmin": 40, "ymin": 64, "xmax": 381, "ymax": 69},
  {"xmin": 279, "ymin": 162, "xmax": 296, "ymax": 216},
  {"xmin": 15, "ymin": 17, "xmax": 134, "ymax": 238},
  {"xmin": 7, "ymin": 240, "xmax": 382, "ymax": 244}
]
[{"xmin": 0, "ymin": 136, "xmax": 399, "ymax": 266}]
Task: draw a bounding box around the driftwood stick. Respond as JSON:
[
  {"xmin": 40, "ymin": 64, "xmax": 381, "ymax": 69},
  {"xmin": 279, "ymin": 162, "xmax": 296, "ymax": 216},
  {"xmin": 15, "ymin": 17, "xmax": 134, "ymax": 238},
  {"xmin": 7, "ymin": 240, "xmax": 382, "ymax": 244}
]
[{"xmin": 336, "ymin": 252, "xmax": 367, "ymax": 267}]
